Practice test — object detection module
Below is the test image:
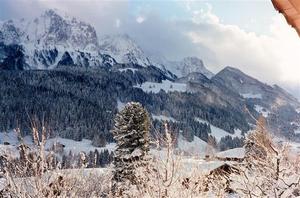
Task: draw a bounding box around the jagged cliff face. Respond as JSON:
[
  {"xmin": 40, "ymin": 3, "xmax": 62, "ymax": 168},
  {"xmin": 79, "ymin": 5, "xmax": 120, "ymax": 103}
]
[
  {"xmin": 166, "ymin": 57, "xmax": 214, "ymax": 79},
  {"xmin": 99, "ymin": 34, "xmax": 153, "ymax": 67},
  {"xmin": 1, "ymin": 9, "xmax": 99, "ymax": 50},
  {"xmin": 0, "ymin": 9, "xmax": 115, "ymax": 69}
]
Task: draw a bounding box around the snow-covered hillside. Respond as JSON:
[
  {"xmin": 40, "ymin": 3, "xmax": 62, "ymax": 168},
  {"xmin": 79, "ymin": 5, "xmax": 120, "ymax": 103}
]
[
  {"xmin": 177, "ymin": 134, "xmax": 207, "ymax": 156},
  {"xmin": 134, "ymin": 80, "xmax": 188, "ymax": 93},
  {"xmin": 195, "ymin": 118, "xmax": 243, "ymax": 141}
]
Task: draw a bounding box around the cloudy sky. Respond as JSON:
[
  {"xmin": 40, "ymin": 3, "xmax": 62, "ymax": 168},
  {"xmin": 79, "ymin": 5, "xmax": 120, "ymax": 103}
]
[{"xmin": 0, "ymin": 0, "xmax": 299, "ymax": 98}]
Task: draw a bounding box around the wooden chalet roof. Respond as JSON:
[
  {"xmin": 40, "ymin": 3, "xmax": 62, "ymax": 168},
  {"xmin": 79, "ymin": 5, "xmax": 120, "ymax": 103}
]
[{"xmin": 272, "ymin": 0, "xmax": 300, "ymax": 36}]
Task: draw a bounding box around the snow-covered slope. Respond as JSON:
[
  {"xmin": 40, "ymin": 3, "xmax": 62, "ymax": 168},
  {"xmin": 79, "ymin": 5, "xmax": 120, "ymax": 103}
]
[
  {"xmin": 134, "ymin": 80, "xmax": 188, "ymax": 93},
  {"xmin": 177, "ymin": 134, "xmax": 207, "ymax": 156},
  {"xmin": 212, "ymin": 66, "xmax": 300, "ymax": 138},
  {"xmin": 195, "ymin": 118, "xmax": 243, "ymax": 141},
  {"xmin": 99, "ymin": 36, "xmax": 213, "ymax": 79},
  {"xmin": 99, "ymin": 34, "xmax": 153, "ymax": 67},
  {"xmin": 212, "ymin": 66, "xmax": 300, "ymax": 108}
]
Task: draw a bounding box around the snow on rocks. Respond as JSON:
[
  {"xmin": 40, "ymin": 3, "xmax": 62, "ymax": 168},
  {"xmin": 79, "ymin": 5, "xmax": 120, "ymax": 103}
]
[
  {"xmin": 240, "ymin": 93, "xmax": 262, "ymax": 99},
  {"xmin": 254, "ymin": 105, "xmax": 270, "ymax": 117},
  {"xmin": 118, "ymin": 68, "xmax": 138, "ymax": 73},
  {"xmin": 99, "ymin": 34, "xmax": 152, "ymax": 67}
]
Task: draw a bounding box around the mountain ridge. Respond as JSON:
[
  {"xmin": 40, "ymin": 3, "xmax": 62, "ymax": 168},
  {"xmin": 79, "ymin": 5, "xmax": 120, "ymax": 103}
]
[
  {"xmin": 0, "ymin": 9, "xmax": 300, "ymax": 143},
  {"xmin": 0, "ymin": 9, "xmax": 215, "ymax": 79}
]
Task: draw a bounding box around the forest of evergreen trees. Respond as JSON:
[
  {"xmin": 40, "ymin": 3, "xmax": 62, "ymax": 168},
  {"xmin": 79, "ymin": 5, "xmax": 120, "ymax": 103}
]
[{"xmin": 0, "ymin": 66, "xmax": 249, "ymax": 147}]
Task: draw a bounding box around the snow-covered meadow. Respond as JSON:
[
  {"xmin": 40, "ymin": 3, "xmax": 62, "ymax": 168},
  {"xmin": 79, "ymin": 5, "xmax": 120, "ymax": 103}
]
[{"xmin": 134, "ymin": 80, "xmax": 188, "ymax": 93}]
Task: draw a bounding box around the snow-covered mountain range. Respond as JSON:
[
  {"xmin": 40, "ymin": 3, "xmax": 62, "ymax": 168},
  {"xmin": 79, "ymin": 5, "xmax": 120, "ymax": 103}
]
[
  {"xmin": 0, "ymin": 9, "xmax": 213, "ymax": 78},
  {"xmin": 0, "ymin": 9, "xmax": 115, "ymax": 69},
  {"xmin": 1, "ymin": 9, "xmax": 300, "ymax": 141},
  {"xmin": 1, "ymin": 9, "xmax": 98, "ymax": 50}
]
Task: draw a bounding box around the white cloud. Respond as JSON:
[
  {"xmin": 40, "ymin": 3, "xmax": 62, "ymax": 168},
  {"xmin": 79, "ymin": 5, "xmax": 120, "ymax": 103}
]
[
  {"xmin": 185, "ymin": 6, "xmax": 300, "ymax": 88},
  {"xmin": 192, "ymin": 3, "xmax": 219, "ymax": 24},
  {"xmin": 136, "ymin": 16, "xmax": 145, "ymax": 24}
]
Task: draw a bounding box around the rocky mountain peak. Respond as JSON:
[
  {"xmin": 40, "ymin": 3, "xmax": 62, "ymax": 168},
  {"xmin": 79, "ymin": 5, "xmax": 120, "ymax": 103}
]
[
  {"xmin": 0, "ymin": 20, "xmax": 22, "ymax": 45},
  {"xmin": 180, "ymin": 56, "xmax": 213, "ymax": 78},
  {"xmin": 0, "ymin": 9, "xmax": 112, "ymax": 69},
  {"xmin": 0, "ymin": 9, "xmax": 99, "ymax": 51},
  {"xmin": 99, "ymin": 34, "xmax": 152, "ymax": 67},
  {"xmin": 163, "ymin": 56, "xmax": 214, "ymax": 78}
]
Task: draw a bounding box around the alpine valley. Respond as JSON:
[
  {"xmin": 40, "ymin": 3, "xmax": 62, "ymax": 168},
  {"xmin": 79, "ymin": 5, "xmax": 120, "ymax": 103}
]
[{"xmin": 1, "ymin": 9, "xmax": 300, "ymax": 150}]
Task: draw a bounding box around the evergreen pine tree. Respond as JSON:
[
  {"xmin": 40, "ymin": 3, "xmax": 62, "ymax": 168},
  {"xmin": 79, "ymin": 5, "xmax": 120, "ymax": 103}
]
[{"xmin": 111, "ymin": 102, "xmax": 150, "ymax": 196}]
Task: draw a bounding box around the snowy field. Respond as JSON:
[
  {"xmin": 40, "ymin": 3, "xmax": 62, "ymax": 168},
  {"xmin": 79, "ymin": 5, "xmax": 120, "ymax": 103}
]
[
  {"xmin": 2, "ymin": 130, "xmax": 299, "ymax": 197},
  {"xmin": 46, "ymin": 137, "xmax": 116, "ymax": 154},
  {"xmin": 134, "ymin": 80, "xmax": 188, "ymax": 93},
  {"xmin": 195, "ymin": 117, "xmax": 243, "ymax": 141},
  {"xmin": 216, "ymin": 147, "xmax": 245, "ymax": 159},
  {"xmin": 177, "ymin": 134, "xmax": 207, "ymax": 156},
  {"xmin": 0, "ymin": 131, "xmax": 115, "ymax": 156},
  {"xmin": 0, "ymin": 130, "xmax": 245, "ymax": 159},
  {"xmin": 0, "ymin": 167, "xmax": 110, "ymax": 192}
]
